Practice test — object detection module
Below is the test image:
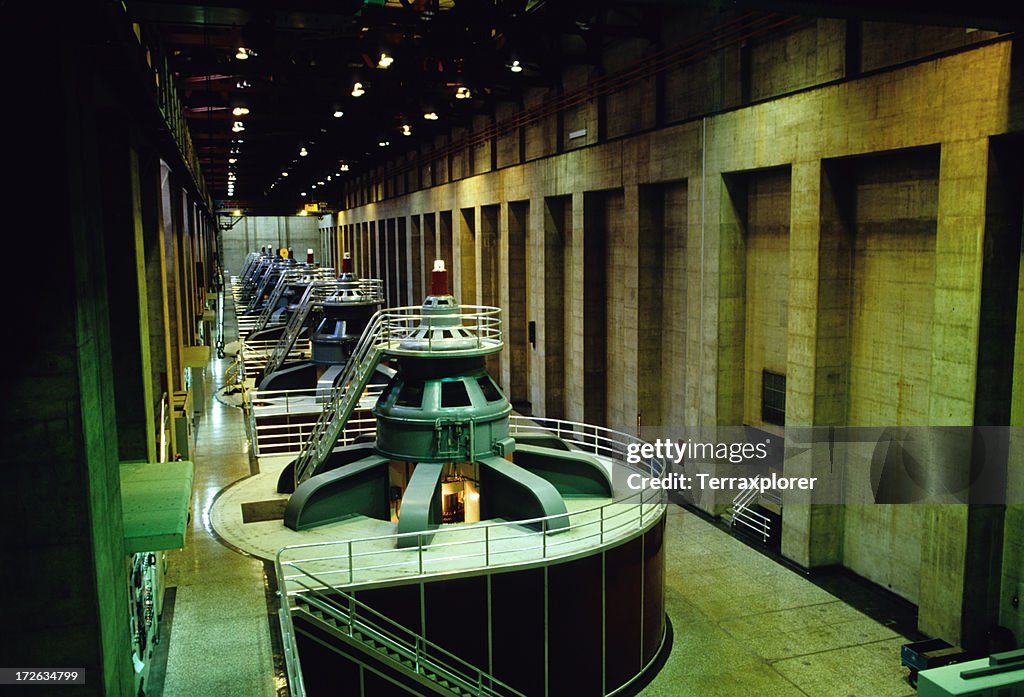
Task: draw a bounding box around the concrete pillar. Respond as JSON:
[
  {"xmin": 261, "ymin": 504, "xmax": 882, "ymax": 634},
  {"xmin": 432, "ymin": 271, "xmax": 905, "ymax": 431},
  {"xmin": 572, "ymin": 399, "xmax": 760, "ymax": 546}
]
[
  {"xmin": 781, "ymin": 159, "xmax": 845, "ymax": 568},
  {"xmin": 1, "ymin": 21, "xmax": 133, "ymax": 693},
  {"xmin": 918, "ymin": 138, "xmax": 990, "ymax": 645}
]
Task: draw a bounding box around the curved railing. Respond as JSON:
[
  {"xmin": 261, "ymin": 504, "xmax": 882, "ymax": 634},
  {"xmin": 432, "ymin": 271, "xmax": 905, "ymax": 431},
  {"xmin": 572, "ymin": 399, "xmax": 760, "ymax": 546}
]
[
  {"xmin": 278, "ymin": 416, "xmax": 668, "ymax": 589},
  {"xmin": 377, "ymin": 304, "xmax": 503, "ymax": 355}
]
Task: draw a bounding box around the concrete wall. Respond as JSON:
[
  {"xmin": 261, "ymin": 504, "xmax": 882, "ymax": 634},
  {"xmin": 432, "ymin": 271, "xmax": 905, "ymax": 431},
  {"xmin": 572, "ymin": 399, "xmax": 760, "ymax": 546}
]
[
  {"xmin": 221, "ymin": 215, "xmax": 322, "ymax": 275},
  {"xmin": 335, "ymin": 28, "xmax": 1024, "ymax": 645}
]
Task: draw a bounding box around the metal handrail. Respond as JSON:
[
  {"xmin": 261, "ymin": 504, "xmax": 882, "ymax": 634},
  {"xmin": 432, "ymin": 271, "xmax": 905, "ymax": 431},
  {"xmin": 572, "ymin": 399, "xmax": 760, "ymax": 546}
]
[
  {"xmin": 279, "ymin": 417, "xmax": 668, "ymax": 589},
  {"xmin": 728, "ymin": 485, "xmax": 772, "ymax": 541},
  {"xmin": 280, "ymin": 486, "xmax": 661, "ymax": 587},
  {"xmin": 280, "ymin": 565, "xmax": 526, "ymax": 697}
]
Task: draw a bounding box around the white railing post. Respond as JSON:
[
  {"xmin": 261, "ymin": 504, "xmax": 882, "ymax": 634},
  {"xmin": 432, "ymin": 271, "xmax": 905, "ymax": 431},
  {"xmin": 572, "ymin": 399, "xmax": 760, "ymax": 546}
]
[{"xmin": 348, "ymin": 541, "xmax": 354, "ymax": 585}]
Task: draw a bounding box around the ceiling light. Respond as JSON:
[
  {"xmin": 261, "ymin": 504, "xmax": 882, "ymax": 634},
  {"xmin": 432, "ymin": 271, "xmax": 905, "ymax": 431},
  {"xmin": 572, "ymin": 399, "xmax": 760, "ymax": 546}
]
[
  {"xmin": 423, "ymin": 111, "xmax": 439, "ymax": 120},
  {"xmin": 228, "ymin": 173, "xmax": 237, "ymax": 180},
  {"xmin": 228, "ymin": 157, "xmax": 237, "ymax": 164},
  {"xmin": 312, "ymin": 184, "xmax": 317, "ymax": 189},
  {"xmin": 402, "ymin": 124, "xmax": 412, "ymax": 136},
  {"xmin": 231, "ymin": 106, "xmax": 250, "ymax": 116},
  {"xmin": 378, "ymin": 52, "xmax": 393, "ymax": 69},
  {"xmin": 301, "ymin": 192, "xmax": 307, "ymax": 197},
  {"xmin": 509, "ymin": 59, "xmax": 523, "ymax": 73},
  {"xmin": 456, "ymin": 86, "xmax": 471, "ymax": 99},
  {"xmin": 281, "ymin": 171, "xmax": 289, "ymax": 177},
  {"xmin": 231, "ymin": 121, "xmax": 245, "ymax": 132},
  {"xmin": 326, "ymin": 175, "xmax": 332, "ymax": 181},
  {"xmin": 340, "ymin": 164, "xmax": 350, "ymax": 172},
  {"xmin": 317, "ymin": 180, "xmax": 324, "ymax": 186},
  {"xmin": 236, "ymin": 79, "xmax": 252, "ymax": 89},
  {"xmin": 299, "ymin": 146, "xmax": 308, "ymax": 157},
  {"xmin": 333, "ymin": 110, "xmax": 344, "ymax": 118},
  {"xmin": 378, "ymin": 140, "xmax": 389, "ymax": 147},
  {"xmin": 351, "ymin": 82, "xmax": 365, "ymax": 97},
  {"xmin": 235, "ymin": 47, "xmax": 252, "ymax": 60}
]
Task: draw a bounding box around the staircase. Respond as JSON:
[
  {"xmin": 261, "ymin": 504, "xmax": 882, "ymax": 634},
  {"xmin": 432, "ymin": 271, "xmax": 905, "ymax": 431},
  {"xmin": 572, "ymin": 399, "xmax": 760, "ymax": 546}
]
[
  {"xmin": 291, "ymin": 312, "xmax": 387, "ymax": 486},
  {"xmin": 263, "ymin": 282, "xmax": 317, "ymax": 377},
  {"xmin": 252, "ymin": 270, "xmax": 302, "ymax": 333},
  {"xmin": 244, "ymin": 262, "xmax": 277, "ymax": 313},
  {"xmin": 288, "ymin": 576, "xmax": 523, "ymax": 697}
]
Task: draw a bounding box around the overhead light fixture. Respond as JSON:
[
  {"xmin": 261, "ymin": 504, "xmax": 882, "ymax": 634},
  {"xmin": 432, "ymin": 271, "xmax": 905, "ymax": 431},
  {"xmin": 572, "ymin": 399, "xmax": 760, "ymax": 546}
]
[
  {"xmin": 228, "ymin": 157, "xmax": 237, "ymax": 164},
  {"xmin": 312, "ymin": 184, "xmax": 317, "ymax": 189},
  {"xmin": 455, "ymin": 86, "xmax": 471, "ymax": 99},
  {"xmin": 423, "ymin": 111, "xmax": 438, "ymax": 120},
  {"xmin": 402, "ymin": 124, "xmax": 412, "ymax": 136},
  {"xmin": 236, "ymin": 79, "xmax": 252, "ymax": 89},
  {"xmin": 339, "ymin": 163, "xmax": 350, "ymax": 172},
  {"xmin": 299, "ymin": 146, "xmax": 308, "ymax": 157},
  {"xmin": 351, "ymin": 82, "xmax": 365, "ymax": 97},
  {"xmin": 317, "ymin": 180, "xmax": 325, "ymax": 186},
  {"xmin": 235, "ymin": 47, "xmax": 252, "ymax": 60},
  {"xmin": 326, "ymin": 175, "xmax": 332, "ymax": 181},
  {"xmin": 231, "ymin": 106, "xmax": 250, "ymax": 116},
  {"xmin": 509, "ymin": 59, "xmax": 523, "ymax": 73},
  {"xmin": 231, "ymin": 121, "xmax": 245, "ymax": 132},
  {"xmin": 301, "ymin": 192, "xmax": 307, "ymax": 197},
  {"xmin": 333, "ymin": 110, "xmax": 344, "ymax": 118},
  {"xmin": 378, "ymin": 52, "xmax": 393, "ymax": 69},
  {"xmin": 228, "ymin": 173, "xmax": 237, "ymax": 180},
  {"xmin": 281, "ymin": 171, "xmax": 289, "ymax": 177},
  {"xmin": 378, "ymin": 140, "xmax": 390, "ymax": 147}
]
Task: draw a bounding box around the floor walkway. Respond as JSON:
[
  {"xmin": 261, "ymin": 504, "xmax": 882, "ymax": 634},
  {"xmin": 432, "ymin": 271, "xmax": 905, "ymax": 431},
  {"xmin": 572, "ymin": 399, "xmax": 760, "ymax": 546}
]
[{"xmin": 162, "ymin": 355, "xmax": 279, "ymax": 697}]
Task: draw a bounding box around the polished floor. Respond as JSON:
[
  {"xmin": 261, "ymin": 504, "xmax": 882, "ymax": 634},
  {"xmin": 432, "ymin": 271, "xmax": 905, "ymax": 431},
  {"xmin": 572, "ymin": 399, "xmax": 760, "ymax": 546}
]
[{"xmin": 159, "ymin": 302, "xmax": 915, "ymax": 696}]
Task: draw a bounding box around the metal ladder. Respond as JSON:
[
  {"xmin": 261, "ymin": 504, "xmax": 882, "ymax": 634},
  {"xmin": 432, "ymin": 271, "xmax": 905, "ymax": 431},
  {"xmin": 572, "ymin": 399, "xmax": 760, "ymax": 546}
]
[
  {"xmin": 263, "ymin": 282, "xmax": 317, "ymax": 377},
  {"xmin": 287, "ymin": 568, "xmax": 524, "ymax": 697},
  {"xmin": 291, "ymin": 312, "xmax": 387, "ymax": 486}
]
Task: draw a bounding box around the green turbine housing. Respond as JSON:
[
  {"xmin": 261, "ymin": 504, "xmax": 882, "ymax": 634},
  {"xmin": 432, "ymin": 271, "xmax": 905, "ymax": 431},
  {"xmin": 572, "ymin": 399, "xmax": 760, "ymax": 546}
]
[{"xmin": 373, "ymin": 355, "xmax": 513, "ymax": 462}]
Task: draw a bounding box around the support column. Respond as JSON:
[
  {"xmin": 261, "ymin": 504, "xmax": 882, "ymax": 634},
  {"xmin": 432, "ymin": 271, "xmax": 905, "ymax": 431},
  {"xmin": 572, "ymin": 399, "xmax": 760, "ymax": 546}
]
[
  {"xmin": 918, "ymin": 137, "xmax": 988, "ymax": 644},
  {"xmin": 781, "ymin": 159, "xmax": 845, "ymax": 568}
]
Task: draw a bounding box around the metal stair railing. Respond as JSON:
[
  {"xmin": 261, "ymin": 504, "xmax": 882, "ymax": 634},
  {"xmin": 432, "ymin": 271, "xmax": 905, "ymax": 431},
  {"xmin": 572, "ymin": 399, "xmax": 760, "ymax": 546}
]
[
  {"xmin": 283, "ymin": 564, "xmax": 525, "ymax": 697},
  {"xmin": 291, "ymin": 311, "xmax": 388, "ymax": 486},
  {"xmin": 263, "ymin": 283, "xmax": 317, "ymax": 377},
  {"xmin": 252, "ymin": 270, "xmax": 302, "ymax": 333},
  {"xmin": 728, "ymin": 485, "xmax": 771, "ymax": 542},
  {"xmin": 243, "ymin": 264, "xmax": 275, "ymax": 313}
]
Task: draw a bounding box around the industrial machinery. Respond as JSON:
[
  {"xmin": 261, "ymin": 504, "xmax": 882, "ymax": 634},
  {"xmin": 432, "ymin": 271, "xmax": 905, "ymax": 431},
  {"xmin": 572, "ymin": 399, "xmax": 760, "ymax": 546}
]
[
  {"xmin": 258, "ymin": 253, "xmax": 388, "ymax": 393},
  {"xmin": 266, "ymin": 260, "xmax": 671, "ymax": 697},
  {"xmin": 281, "ymin": 260, "xmax": 612, "ymax": 540}
]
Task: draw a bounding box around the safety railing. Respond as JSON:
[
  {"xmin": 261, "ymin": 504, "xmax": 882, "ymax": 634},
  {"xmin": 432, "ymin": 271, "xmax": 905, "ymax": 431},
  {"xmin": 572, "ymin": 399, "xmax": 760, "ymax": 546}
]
[
  {"xmin": 264, "ymin": 284, "xmax": 318, "ymax": 377},
  {"xmin": 728, "ymin": 485, "xmax": 772, "ymax": 542},
  {"xmin": 284, "ymin": 569, "xmax": 525, "ymax": 697},
  {"xmin": 251, "ymin": 269, "xmax": 306, "ymax": 334},
  {"xmin": 376, "ymin": 304, "xmax": 503, "ymax": 355},
  {"xmin": 239, "ymin": 338, "xmax": 311, "ymax": 377},
  {"xmin": 249, "ymin": 385, "xmax": 383, "ymax": 457},
  {"xmin": 279, "ymin": 416, "xmax": 667, "ymax": 588},
  {"xmin": 291, "ymin": 314, "xmax": 388, "ymax": 485}
]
